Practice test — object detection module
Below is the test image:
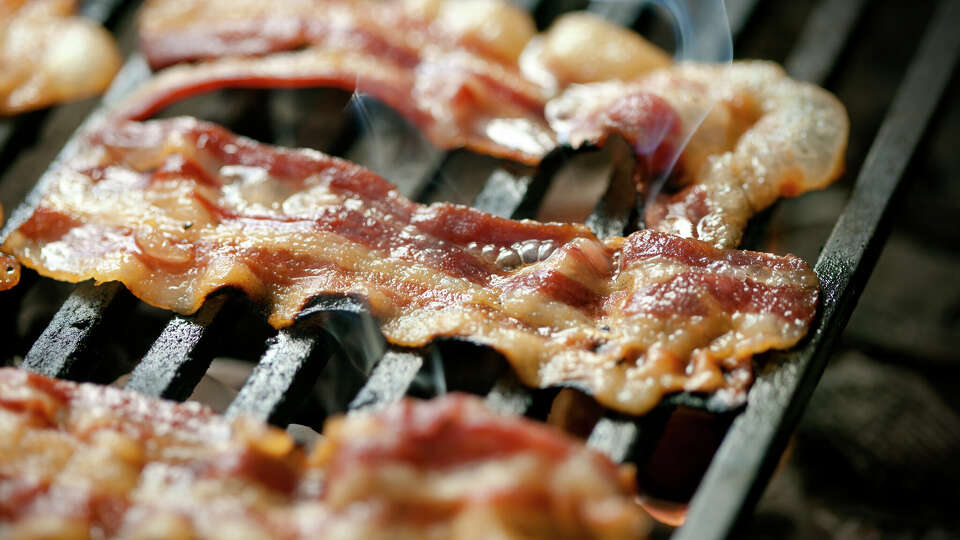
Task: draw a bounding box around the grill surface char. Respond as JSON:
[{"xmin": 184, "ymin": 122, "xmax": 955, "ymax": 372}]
[{"xmin": 0, "ymin": 1, "xmax": 957, "ymax": 538}]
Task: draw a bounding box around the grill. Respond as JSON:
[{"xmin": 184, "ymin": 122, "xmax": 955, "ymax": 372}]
[{"xmin": 1, "ymin": 0, "xmax": 958, "ymax": 537}]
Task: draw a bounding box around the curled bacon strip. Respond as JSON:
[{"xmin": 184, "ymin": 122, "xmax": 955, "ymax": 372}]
[
  {"xmin": 549, "ymin": 62, "xmax": 850, "ymax": 247},
  {"xmin": 3, "ymin": 119, "xmax": 819, "ymax": 414},
  {"xmin": 0, "ymin": 368, "xmax": 648, "ymax": 538},
  {"xmin": 0, "ymin": 0, "xmax": 120, "ymax": 115}
]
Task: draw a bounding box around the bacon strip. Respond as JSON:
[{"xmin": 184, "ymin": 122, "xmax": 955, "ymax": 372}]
[
  {"xmin": 116, "ymin": 46, "xmax": 558, "ymax": 165},
  {"xmin": 0, "ymin": 0, "xmax": 120, "ymax": 115},
  {"xmin": 0, "ymin": 368, "xmax": 648, "ymax": 538},
  {"xmin": 3, "ymin": 119, "xmax": 819, "ymax": 414}
]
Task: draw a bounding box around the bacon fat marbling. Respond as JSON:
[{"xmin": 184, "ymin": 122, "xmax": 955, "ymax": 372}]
[
  {"xmin": 549, "ymin": 62, "xmax": 849, "ymax": 248},
  {"xmin": 3, "ymin": 119, "xmax": 819, "ymax": 414},
  {"xmin": 0, "ymin": 368, "xmax": 648, "ymax": 538}
]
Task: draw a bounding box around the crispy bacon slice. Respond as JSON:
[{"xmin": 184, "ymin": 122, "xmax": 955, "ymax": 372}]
[
  {"xmin": 3, "ymin": 119, "xmax": 819, "ymax": 414},
  {"xmin": 549, "ymin": 62, "xmax": 849, "ymax": 248},
  {"xmin": 0, "ymin": 368, "xmax": 649, "ymax": 538},
  {"xmin": 0, "ymin": 0, "xmax": 120, "ymax": 115}
]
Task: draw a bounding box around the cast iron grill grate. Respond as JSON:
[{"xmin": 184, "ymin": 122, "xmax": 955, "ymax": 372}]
[{"xmin": 0, "ymin": 0, "xmax": 957, "ymax": 538}]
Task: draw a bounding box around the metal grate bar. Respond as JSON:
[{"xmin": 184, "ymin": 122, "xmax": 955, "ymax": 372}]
[
  {"xmin": 225, "ymin": 322, "xmax": 337, "ymax": 424},
  {"xmin": 123, "ymin": 294, "xmax": 228, "ymax": 400},
  {"xmin": 677, "ymin": 1, "xmax": 960, "ymax": 537},
  {"xmin": 348, "ymin": 350, "xmax": 424, "ymax": 412},
  {"xmin": 584, "ymin": 139, "xmax": 639, "ymax": 238},
  {"xmin": 587, "ymin": 417, "xmax": 640, "ymax": 463},
  {"xmin": 784, "ymin": 0, "xmax": 868, "ymax": 83},
  {"xmin": 484, "ymin": 370, "xmax": 536, "ymax": 416},
  {"xmin": 472, "ymin": 148, "xmax": 571, "ymax": 219},
  {"xmin": 21, "ymin": 281, "xmax": 123, "ymax": 378}
]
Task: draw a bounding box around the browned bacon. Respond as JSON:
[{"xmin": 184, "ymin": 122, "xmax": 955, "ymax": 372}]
[
  {"xmin": 124, "ymin": 0, "xmax": 558, "ymax": 164},
  {"xmin": 549, "ymin": 62, "xmax": 849, "ymax": 247},
  {"xmin": 0, "ymin": 0, "xmax": 120, "ymax": 115},
  {"xmin": 3, "ymin": 119, "xmax": 819, "ymax": 414},
  {"xmin": 0, "ymin": 368, "xmax": 649, "ymax": 538}
]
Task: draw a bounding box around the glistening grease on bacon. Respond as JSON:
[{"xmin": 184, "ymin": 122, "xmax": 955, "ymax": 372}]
[
  {"xmin": 0, "ymin": 368, "xmax": 649, "ymax": 538},
  {"xmin": 3, "ymin": 119, "xmax": 820, "ymax": 414}
]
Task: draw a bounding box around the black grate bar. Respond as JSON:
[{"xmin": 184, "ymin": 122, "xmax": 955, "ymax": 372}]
[
  {"xmin": 584, "ymin": 139, "xmax": 639, "ymax": 238},
  {"xmin": 676, "ymin": 2, "xmax": 960, "ymax": 538},
  {"xmin": 123, "ymin": 294, "xmax": 228, "ymax": 400},
  {"xmin": 225, "ymin": 322, "xmax": 336, "ymax": 424},
  {"xmin": 484, "ymin": 370, "xmax": 536, "ymax": 416},
  {"xmin": 21, "ymin": 281, "xmax": 123, "ymax": 378},
  {"xmin": 348, "ymin": 350, "xmax": 424, "ymax": 412},
  {"xmin": 586, "ymin": 417, "xmax": 640, "ymax": 463},
  {"xmin": 472, "ymin": 148, "xmax": 571, "ymax": 219},
  {"xmin": 783, "ymin": 0, "xmax": 868, "ymax": 84}
]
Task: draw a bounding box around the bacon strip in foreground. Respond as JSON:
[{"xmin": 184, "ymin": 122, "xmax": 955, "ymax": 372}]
[
  {"xmin": 0, "ymin": 368, "xmax": 649, "ymax": 538},
  {"xmin": 3, "ymin": 119, "xmax": 820, "ymax": 414},
  {"xmin": 0, "ymin": 0, "xmax": 120, "ymax": 115},
  {"xmin": 549, "ymin": 62, "xmax": 849, "ymax": 248}
]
